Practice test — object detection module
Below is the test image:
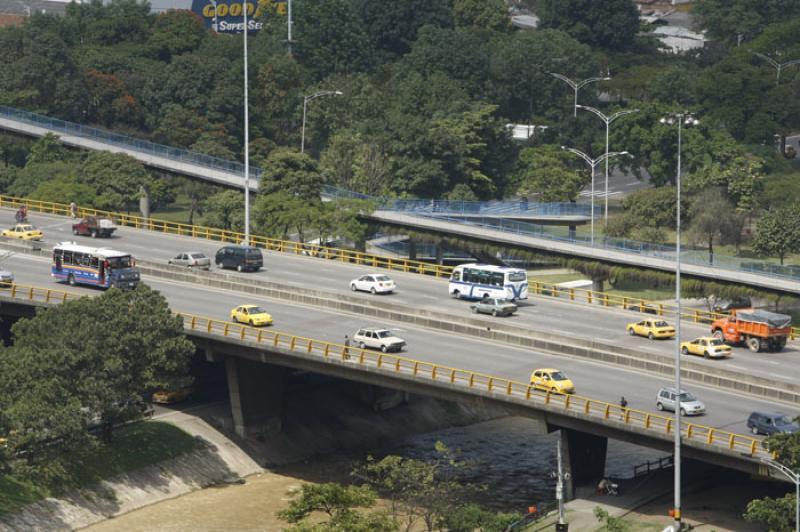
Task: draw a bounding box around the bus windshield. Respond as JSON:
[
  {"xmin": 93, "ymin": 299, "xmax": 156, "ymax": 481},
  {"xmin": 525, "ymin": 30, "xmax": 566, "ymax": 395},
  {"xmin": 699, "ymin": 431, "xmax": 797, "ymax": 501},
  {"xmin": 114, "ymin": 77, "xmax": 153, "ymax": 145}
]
[
  {"xmin": 107, "ymin": 256, "xmax": 133, "ymax": 269},
  {"xmin": 507, "ymin": 271, "xmax": 526, "ymax": 282}
]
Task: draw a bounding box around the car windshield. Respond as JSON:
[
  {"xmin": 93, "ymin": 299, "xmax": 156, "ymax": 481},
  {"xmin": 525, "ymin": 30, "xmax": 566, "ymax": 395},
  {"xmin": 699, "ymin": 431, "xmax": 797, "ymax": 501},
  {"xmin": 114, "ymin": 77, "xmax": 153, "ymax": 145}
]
[
  {"xmin": 654, "ymin": 321, "xmax": 669, "ymax": 327},
  {"xmin": 775, "ymin": 415, "xmax": 795, "ymax": 426},
  {"xmin": 551, "ymin": 371, "xmax": 568, "ymax": 381},
  {"xmin": 709, "ymin": 338, "xmax": 725, "ymax": 346},
  {"xmin": 190, "ymin": 253, "xmax": 207, "ymax": 259},
  {"xmin": 678, "ymin": 392, "xmax": 697, "ymax": 402},
  {"xmin": 375, "ymin": 330, "xmax": 392, "ymax": 338},
  {"xmin": 250, "ymin": 307, "xmax": 268, "ymax": 314},
  {"xmin": 375, "ymin": 275, "xmax": 391, "ymax": 282},
  {"xmin": 508, "ymin": 271, "xmax": 526, "ymax": 282},
  {"xmin": 494, "ymin": 299, "xmax": 508, "ymax": 305},
  {"xmin": 18, "ymin": 225, "xmax": 33, "ymax": 231}
]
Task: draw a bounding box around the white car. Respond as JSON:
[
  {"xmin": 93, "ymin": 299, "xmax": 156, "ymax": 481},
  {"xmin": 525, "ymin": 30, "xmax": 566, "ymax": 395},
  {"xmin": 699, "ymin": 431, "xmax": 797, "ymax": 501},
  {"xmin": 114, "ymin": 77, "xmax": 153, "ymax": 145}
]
[
  {"xmin": 353, "ymin": 327, "xmax": 406, "ymax": 353},
  {"xmin": 350, "ymin": 273, "xmax": 396, "ymax": 294},
  {"xmin": 0, "ymin": 269, "xmax": 13, "ymax": 286}
]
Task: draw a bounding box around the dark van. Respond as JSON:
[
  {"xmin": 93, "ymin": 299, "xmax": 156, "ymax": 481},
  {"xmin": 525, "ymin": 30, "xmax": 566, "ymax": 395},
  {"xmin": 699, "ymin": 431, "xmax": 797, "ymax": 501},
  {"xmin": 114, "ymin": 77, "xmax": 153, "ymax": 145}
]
[{"xmin": 215, "ymin": 245, "xmax": 263, "ymax": 272}]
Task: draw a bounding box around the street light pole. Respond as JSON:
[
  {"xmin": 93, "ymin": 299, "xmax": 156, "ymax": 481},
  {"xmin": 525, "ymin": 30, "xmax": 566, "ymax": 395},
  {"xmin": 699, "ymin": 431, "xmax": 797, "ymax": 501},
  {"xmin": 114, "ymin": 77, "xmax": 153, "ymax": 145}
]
[
  {"xmin": 287, "ymin": 0, "xmax": 294, "ymax": 56},
  {"xmin": 576, "ymin": 105, "xmax": 639, "ymax": 225},
  {"xmin": 760, "ymin": 458, "xmax": 799, "ymax": 532},
  {"xmin": 242, "ymin": 0, "xmax": 250, "ymax": 244},
  {"xmin": 562, "ymin": 147, "xmax": 632, "ymax": 246},
  {"xmin": 550, "ymin": 73, "xmax": 611, "ymax": 117},
  {"xmin": 300, "ymin": 90, "xmax": 343, "ymax": 153},
  {"xmin": 752, "ymin": 52, "xmax": 800, "ymax": 85},
  {"xmin": 660, "ymin": 112, "xmax": 699, "ymax": 532}
]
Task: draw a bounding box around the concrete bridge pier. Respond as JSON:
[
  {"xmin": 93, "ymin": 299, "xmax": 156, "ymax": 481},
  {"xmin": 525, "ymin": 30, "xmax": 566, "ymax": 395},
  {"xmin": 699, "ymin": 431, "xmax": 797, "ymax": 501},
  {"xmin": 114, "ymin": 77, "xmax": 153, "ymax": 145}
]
[
  {"xmin": 560, "ymin": 428, "xmax": 608, "ymax": 501},
  {"xmin": 225, "ymin": 357, "xmax": 289, "ymax": 439},
  {"xmin": 408, "ymin": 239, "xmax": 417, "ymax": 261}
]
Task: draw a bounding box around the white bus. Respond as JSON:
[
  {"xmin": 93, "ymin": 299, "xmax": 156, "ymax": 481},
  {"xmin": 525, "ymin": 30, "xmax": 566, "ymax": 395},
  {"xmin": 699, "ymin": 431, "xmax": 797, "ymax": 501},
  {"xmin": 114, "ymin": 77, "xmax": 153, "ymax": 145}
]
[{"xmin": 448, "ymin": 263, "xmax": 528, "ymax": 301}]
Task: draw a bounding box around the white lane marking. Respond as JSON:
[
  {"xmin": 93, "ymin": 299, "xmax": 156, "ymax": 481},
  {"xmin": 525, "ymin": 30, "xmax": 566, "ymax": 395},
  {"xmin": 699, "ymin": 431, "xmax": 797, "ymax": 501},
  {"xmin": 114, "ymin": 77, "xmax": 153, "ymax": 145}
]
[{"xmin": 726, "ymin": 364, "xmax": 748, "ymax": 370}]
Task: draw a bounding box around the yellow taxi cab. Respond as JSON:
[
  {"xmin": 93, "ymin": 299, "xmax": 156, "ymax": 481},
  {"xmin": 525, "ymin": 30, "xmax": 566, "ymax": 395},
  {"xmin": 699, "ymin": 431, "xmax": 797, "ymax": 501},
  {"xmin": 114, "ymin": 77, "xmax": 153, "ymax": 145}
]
[
  {"xmin": 529, "ymin": 368, "xmax": 575, "ymax": 394},
  {"xmin": 627, "ymin": 318, "xmax": 676, "ymax": 340},
  {"xmin": 151, "ymin": 387, "xmax": 193, "ymax": 404},
  {"xmin": 230, "ymin": 304, "xmax": 273, "ymax": 326},
  {"xmin": 2, "ymin": 224, "xmax": 43, "ymax": 241},
  {"xmin": 680, "ymin": 336, "xmax": 732, "ymax": 359}
]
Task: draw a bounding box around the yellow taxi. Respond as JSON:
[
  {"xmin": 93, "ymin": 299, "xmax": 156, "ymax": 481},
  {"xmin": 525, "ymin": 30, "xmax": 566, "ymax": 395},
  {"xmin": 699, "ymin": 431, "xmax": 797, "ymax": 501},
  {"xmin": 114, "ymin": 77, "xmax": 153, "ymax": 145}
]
[
  {"xmin": 2, "ymin": 224, "xmax": 43, "ymax": 241},
  {"xmin": 530, "ymin": 368, "xmax": 575, "ymax": 394},
  {"xmin": 680, "ymin": 336, "xmax": 732, "ymax": 359},
  {"xmin": 627, "ymin": 318, "xmax": 676, "ymax": 340},
  {"xmin": 151, "ymin": 387, "xmax": 194, "ymax": 404},
  {"xmin": 230, "ymin": 304, "xmax": 273, "ymax": 326}
]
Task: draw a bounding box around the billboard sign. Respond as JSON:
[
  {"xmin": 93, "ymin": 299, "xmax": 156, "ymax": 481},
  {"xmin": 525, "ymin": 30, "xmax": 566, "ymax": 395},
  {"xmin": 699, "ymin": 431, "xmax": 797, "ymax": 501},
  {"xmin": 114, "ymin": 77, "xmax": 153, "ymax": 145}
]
[{"xmin": 191, "ymin": 0, "xmax": 286, "ymax": 33}]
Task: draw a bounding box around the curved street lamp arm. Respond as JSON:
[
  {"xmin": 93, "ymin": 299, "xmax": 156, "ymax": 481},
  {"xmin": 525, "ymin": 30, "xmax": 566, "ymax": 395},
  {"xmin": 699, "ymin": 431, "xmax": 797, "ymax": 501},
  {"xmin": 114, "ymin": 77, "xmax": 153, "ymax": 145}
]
[
  {"xmin": 550, "ymin": 73, "xmax": 577, "ymax": 89},
  {"xmin": 562, "ymin": 146, "xmax": 596, "ymax": 167},
  {"xmin": 761, "ymin": 458, "xmax": 800, "ymax": 483},
  {"xmin": 609, "ymin": 108, "xmax": 640, "ymax": 123},
  {"xmin": 576, "ymin": 76, "xmax": 611, "ymax": 90},
  {"xmin": 576, "ymin": 104, "xmax": 607, "ymax": 122},
  {"xmin": 753, "ymin": 52, "xmax": 780, "ymax": 69},
  {"xmin": 598, "ymin": 151, "xmax": 633, "ymax": 164},
  {"xmin": 782, "ymin": 59, "xmax": 800, "ymax": 69},
  {"xmin": 305, "ymin": 90, "xmax": 343, "ymax": 102}
]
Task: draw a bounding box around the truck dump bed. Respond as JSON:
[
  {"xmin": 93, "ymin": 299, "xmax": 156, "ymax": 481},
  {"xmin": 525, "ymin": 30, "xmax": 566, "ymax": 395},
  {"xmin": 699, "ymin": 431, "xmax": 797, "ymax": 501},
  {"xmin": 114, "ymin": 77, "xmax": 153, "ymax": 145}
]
[{"xmin": 735, "ymin": 309, "xmax": 792, "ymax": 329}]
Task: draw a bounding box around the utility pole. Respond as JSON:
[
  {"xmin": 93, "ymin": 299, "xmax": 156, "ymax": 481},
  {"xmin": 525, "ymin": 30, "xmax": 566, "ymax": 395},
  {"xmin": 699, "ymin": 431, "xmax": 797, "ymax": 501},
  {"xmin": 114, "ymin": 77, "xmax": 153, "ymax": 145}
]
[{"xmin": 554, "ymin": 437, "xmax": 570, "ymax": 531}]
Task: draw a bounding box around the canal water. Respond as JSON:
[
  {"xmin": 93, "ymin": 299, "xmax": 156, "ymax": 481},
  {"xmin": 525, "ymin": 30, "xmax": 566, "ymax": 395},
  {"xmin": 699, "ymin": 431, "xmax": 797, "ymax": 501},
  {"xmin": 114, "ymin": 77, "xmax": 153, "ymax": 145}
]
[{"xmin": 84, "ymin": 415, "xmax": 666, "ymax": 531}]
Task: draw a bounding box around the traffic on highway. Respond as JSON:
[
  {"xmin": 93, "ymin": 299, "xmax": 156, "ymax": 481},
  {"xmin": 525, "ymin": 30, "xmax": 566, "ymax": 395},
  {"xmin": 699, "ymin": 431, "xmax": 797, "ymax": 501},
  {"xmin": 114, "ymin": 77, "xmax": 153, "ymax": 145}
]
[{"xmin": 0, "ymin": 207, "xmax": 798, "ymax": 440}]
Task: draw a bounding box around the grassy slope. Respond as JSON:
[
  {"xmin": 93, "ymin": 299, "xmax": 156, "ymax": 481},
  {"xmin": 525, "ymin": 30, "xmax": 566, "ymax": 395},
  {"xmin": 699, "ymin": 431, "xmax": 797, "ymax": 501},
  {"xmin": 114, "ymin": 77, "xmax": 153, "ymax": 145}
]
[{"xmin": 0, "ymin": 421, "xmax": 201, "ymax": 515}]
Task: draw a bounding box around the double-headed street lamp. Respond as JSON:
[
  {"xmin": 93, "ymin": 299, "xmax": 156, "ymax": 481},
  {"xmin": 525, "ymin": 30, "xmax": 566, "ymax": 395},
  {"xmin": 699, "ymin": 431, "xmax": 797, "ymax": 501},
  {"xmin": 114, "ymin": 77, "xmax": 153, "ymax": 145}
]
[
  {"xmin": 659, "ymin": 111, "xmax": 699, "ymax": 532},
  {"xmin": 550, "ymin": 73, "xmax": 611, "ymax": 117},
  {"xmin": 576, "ymin": 105, "xmax": 639, "ymax": 225},
  {"xmin": 301, "ymin": 90, "xmax": 343, "ymax": 153},
  {"xmin": 561, "ymin": 147, "xmax": 632, "ymax": 246},
  {"xmin": 760, "ymin": 458, "xmax": 799, "ymax": 532},
  {"xmin": 752, "ymin": 52, "xmax": 800, "ymax": 85},
  {"xmin": 242, "ymin": 0, "xmax": 251, "ymax": 244}
]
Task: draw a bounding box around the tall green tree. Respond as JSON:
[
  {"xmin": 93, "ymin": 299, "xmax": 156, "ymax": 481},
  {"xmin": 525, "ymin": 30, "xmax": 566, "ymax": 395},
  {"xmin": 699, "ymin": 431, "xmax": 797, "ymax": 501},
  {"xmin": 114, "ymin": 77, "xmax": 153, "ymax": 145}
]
[
  {"xmin": 536, "ymin": 0, "xmax": 640, "ymax": 51},
  {"xmin": 687, "ymin": 189, "xmax": 744, "ymax": 264},
  {"xmin": 202, "ymin": 189, "xmax": 245, "ymax": 232},
  {"xmin": 514, "ymin": 144, "xmax": 588, "ymax": 201},
  {"xmin": 752, "ymin": 207, "xmax": 800, "ymax": 264},
  {"xmin": 744, "ymin": 425, "xmax": 800, "ymax": 530},
  {"xmin": 693, "ymin": 0, "xmax": 800, "ymax": 45},
  {"xmin": 453, "ymin": 0, "xmax": 510, "ymax": 32},
  {"xmin": 79, "ymin": 151, "xmax": 155, "ymax": 211},
  {"xmin": 277, "ymin": 483, "xmax": 397, "ymax": 532},
  {"xmin": 0, "ymin": 285, "xmax": 193, "ymax": 484},
  {"xmin": 259, "ymin": 149, "xmax": 324, "ymax": 200}
]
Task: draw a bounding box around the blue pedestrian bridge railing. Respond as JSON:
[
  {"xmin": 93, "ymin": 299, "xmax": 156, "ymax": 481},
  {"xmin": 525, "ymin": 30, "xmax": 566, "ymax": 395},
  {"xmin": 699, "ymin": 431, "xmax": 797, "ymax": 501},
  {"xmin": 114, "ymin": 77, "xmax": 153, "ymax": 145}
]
[
  {"xmin": 413, "ymin": 214, "xmax": 800, "ymax": 282},
  {"xmin": 0, "ymin": 105, "xmax": 264, "ymax": 180}
]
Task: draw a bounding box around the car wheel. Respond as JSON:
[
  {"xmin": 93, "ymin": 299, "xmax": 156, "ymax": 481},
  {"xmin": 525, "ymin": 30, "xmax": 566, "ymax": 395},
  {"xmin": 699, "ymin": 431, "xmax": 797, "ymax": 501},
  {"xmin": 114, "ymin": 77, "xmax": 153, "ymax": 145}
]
[
  {"xmin": 351, "ymin": 284, "xmax": 358, "ymax": 292},
  {"xmin": 680, "ymin": 408, "xmax": 687, "ymax": 417},
  {"xmin": 68, "ymin": 274, "xmax": 76, "ymax": 286},
  {"xmin": 72, "ymin": 228, "xmax": 79, "ymax": 235},
  {"xmin": 751, "ymin": 426, "xmax": 759, "ymax": 435},
  {"xmin": 656, "ymin": 402, "xmax": 664, "ymax": 411},
  {"xmin": 703, "ymin": 351, "xmax": 710, "ymax": 359},
  {"xmin": 232, "ymin": 316, "xmax": 238, "ymax": 323},
  {"xmin": 648, "ymin": 332, "xmax": 655, "ymax": 340},
  {"xmin": 249, "ymin": 319, "xmax": 255, "ymax": 326},
  {"xmin": 237, "ymin": 264, "xmax": 243, "ymax": 272},
  {"xmin": 471, "ymin": 306, "xmax": 478, "ymax": 314},
  {"xmin": 216, "ymin": 262, "xmax": 223, "ymax": 269},
  {"xmin": 628, "ymin": 328, "xmax": 635, "ymax": 336},
  {"xmin": 370, "ymin": 287, "xmax": 376, "ymax": 295},
  {"xmin": 452, "ymin": 290, "xmax": 461, "ymax": 299},
  {"xmin": 492, "ymin": 309, "xmax": 498, "ymax": 317},
  {"xmin": 359, "ymin": 342, "xmax": 367, "ymax": 349},
  {"xmin": 381, "ymin": 345, "xmax": 388, "ymax": 353},
  {"xmin": 681, "ymin": 347, "xmax": 689, "ymax": 355},
  {"xmin": 90, "ymin": 230, "xmax": 98, "ymax": 238}
]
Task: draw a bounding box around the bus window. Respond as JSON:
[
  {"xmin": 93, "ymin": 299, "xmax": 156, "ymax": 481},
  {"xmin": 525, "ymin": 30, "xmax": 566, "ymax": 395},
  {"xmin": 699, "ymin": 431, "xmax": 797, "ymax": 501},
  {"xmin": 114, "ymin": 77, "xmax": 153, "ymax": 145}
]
[
  {"xmin": 451, "ymin": 271, "xmax": 461, "ymax": 282},
  {"xmin": 490, "ymin": 272, "xmax": 504, "ymax": 286},
  {"xmin": 62, "ymin": 251, "xmax": 73, "ymax": 265}
]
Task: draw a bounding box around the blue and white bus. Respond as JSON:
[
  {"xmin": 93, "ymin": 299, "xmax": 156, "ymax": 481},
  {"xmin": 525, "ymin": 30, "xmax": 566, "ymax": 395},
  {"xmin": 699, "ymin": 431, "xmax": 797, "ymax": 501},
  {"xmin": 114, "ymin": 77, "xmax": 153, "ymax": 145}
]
[
  {"xmin": 448, "ymin": 263, "xmax": 528, "ymax": 301},
  {"xmin": 52, "ymin": 243, "xmax": 140, "ymax": 289}
]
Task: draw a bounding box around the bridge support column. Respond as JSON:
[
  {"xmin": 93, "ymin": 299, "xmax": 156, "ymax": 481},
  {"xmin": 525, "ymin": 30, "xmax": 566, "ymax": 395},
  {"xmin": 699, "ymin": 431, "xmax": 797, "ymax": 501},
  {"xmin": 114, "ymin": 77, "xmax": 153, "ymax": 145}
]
[
  {"xmin": 225, "ymin": 357, "xmax": 288, "ymax": 439},
  {"xmin": 139, "ymin": 185, "xmax": 151, "ymax": 219},
  {"xmin": 434, "ymin": 244, "xmax": 443, "ymax": 265},
  {"xmin": 591, "ymin": 277, "xmax": 604, "ymax": 293},
  {"xmin": 408, "ymin": 239, "xmax": 417, "ymax": 261},
  {"xmin": 560, "ymin": 429, "xmax": 607, "ymax": 501}
]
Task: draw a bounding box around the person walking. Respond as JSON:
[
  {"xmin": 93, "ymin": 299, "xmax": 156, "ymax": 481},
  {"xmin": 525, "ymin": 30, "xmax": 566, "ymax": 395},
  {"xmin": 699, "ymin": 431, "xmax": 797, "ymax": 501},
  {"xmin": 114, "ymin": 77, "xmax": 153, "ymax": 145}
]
[
  {"xmin": 620, "ymin": 396, "xmax": 628, "ymax": 409},
  {"xmin": 69, "ymin": 201, "xmax": 78, "ymax": 219},
  {"xmin": 343, "ymin": 335, "xmax": 351, "ymax": 361}
]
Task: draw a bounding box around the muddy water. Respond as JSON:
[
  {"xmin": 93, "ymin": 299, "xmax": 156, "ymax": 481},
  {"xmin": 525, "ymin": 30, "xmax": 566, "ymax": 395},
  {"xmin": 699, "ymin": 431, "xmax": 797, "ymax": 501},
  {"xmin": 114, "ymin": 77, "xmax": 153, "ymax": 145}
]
[{"xmin": 84, "ymin": 416, "xmax": 665, "ymax": 531}]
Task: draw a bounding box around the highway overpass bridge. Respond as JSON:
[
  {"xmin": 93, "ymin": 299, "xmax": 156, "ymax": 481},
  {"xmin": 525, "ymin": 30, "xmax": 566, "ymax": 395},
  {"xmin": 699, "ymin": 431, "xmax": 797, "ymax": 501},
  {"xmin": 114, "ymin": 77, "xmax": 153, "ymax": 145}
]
[
  {"xmin": 0, "ymin": 281, "xmax": 783, "ymax": 499},
  {"xmin": 2, "ymin": 105, "xmax": 798, "ymax": 292}
]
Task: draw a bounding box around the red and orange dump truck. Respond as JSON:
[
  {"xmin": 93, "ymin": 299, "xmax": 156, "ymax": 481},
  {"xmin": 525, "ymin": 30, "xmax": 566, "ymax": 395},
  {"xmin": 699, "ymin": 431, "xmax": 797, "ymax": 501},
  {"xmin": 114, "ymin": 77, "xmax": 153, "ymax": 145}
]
[{"xmin": 711, "ymin": 309, "xmax": 792, "ymax": 352}]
